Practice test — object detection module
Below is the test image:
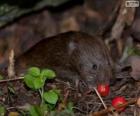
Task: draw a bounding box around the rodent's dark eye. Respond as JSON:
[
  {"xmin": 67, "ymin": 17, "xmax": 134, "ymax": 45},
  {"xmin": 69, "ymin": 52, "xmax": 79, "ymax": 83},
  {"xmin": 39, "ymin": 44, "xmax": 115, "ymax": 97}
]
[{"xmin": 92, "ymin": 64, "xmax": 97, "ymax": 70}]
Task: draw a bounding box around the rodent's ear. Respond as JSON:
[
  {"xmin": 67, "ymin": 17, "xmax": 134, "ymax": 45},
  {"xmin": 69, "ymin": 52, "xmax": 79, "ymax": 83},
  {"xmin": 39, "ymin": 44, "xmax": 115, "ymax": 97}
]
[{"xmin": 68, "ymin": 41, "xmax": 77, "ymax": 55}]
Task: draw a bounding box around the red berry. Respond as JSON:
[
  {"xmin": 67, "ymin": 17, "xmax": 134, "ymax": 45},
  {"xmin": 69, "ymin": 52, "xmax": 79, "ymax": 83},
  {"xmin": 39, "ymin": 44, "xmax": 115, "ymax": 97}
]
[
  {"xmin": 112, "ymin": 96, "xmax": 126, "ymax": 111},
  {"xmin": 97, "ymin": 84, "xmax": 110, "ymax": 97}
]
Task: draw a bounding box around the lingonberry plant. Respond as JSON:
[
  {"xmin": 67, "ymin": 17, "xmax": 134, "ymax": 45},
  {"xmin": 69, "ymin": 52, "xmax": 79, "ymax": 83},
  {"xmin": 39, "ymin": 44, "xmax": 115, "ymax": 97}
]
[{"xmin": 24, "ymin": 67, "xmax": 60, "ymax": 115}]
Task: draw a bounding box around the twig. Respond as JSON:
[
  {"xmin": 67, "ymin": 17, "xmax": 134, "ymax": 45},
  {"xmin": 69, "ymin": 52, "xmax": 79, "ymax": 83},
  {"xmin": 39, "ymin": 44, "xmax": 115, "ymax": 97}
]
[
  {"xmin": 0, "ymin": 77, "xmax": 24, "ymax": 83},
  {"xmin": 7, "ymin": 106, "xmax": 17, "ymax": 110},
  {"xmin": 6, "ymin": 104, "xmax": 30, "ymax": 111},
  {"xmin": 8, "ymin": 49, "xmax": 15, "ymax": 78},
  {"xmin": 58, "ymin": 90, "xmax": 70, "ymax": 111},
  {"xmin": 93, "ymin": 87, "xmax": 107, "ymax": 109},
  {"xmin": 90, "ymin": 98, "xmax": 137, "ymax": 116}
]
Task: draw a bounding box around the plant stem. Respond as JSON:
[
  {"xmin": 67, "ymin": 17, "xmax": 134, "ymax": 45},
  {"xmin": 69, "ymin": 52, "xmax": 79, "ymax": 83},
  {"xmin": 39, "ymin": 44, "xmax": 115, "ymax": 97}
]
[{"xmin": 39, "ymin": 87, "xmax": 44, "ymax": 105}]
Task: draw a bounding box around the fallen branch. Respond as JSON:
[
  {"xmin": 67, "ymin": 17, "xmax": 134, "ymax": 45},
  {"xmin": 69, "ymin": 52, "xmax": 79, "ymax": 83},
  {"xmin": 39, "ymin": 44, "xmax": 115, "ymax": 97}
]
[
  {"xmin": 105, "ymin": 0, "xmax": 136, "ymax": 58},
  {"xmin": 109, "ymin": 0, "xmax": 136, "ymax": 41},
  {"xmin": 0, "ymin": 77, "xmax": 24, "ymax": 83}
]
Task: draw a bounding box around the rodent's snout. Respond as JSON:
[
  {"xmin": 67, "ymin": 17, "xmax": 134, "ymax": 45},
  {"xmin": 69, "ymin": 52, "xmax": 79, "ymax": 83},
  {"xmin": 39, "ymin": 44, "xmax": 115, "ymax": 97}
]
[
  {"xmin": 84, "ymin": 68, "xmax": 112, "ymax": 88},
  {"xmin": 85, "ymin": 75, "xmax": 97, "ymax": 87}
]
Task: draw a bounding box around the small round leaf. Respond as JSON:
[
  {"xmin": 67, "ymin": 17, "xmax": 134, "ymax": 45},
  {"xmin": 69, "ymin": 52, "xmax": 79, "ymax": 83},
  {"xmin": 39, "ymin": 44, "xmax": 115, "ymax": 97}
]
[
  {"xmin": 24, "ymin": 74, "xmax": 35, "ymax": 89},
  {"xmin": 33, "ymin": 78, "xmax": 44, "ymax": 89},
  {"xmin": 28, "ymin": 67, "xmax": 40, "ymax": 77},
  {"xmin": 29, "ymin": 105, "xmax": 40, "ymax": 116},
  {"xmin": 43, "ymin": 90, "xmax": 58, "ymax": 104},
  {"xmin": 41, "ymin": 69, "xmax": 56, "ymax": 79}
]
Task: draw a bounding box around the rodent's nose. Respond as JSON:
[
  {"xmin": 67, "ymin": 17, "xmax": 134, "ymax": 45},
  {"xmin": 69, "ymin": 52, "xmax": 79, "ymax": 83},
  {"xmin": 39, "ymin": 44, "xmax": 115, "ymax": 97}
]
[{"xmin": 85, "ymin": 76, "xmax": 97, "ymax": 87}]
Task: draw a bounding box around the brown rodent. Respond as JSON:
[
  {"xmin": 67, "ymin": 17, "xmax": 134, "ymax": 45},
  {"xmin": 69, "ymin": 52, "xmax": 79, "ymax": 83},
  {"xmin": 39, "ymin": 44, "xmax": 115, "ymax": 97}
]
[{"xmin": 15, "ymin": 31, "xmax": 114, "ymax": 88}]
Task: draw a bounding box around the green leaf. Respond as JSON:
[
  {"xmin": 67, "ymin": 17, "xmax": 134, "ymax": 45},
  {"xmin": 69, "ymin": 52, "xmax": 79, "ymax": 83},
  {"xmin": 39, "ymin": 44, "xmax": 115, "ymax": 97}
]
[
  {"xmin": 67, "ymin": 102, "xmax": 74, "ymax": 111},
  {"xmin": 127, "ymin": 47, "xmax": 140, "ymax": 56},
  {"xmin": 28, "ymin": 67, "xmax": 40, "ymax": 77},
  {"xmin": 24, "ymin": 74, "xmax": 35, "ymax": 89},
  {"xmin": 40, "ymin": 104, "xmax": 48, "ymax": 115},
  {"xmin": 28, "ymin": 104, "xmax": 49, "ymax": 116},
  {"xmin": 33, "ymin": 78, "xmax": 44, "ymax": 89},
  {"xmin": 41, "ymin": 69, "xmax": 56, "ymax": 80},
  {"xmin": 43, "ymin": 90, "xmax": 58, "ymax": 105},
  {"xmin": 51, "ymin": 89, "xmax": 60, "ymax": 96},
  {"xmin": 0, "ymin": 75, "xmax": 3, "ymax": 80},
  {"xmin": 28, "ymin": 105, "xmax": 40, "ymax": 116},
  {"xmin": 0, "ymin": 105, "xmax": 5, "ymax": 116},
  {"xmin": 46, "ymin": 104, "xmax": 55, "ymax": 111},
  {"xmin": 49, "ymin": 109, "xmax": 75, "ymax": 116}
]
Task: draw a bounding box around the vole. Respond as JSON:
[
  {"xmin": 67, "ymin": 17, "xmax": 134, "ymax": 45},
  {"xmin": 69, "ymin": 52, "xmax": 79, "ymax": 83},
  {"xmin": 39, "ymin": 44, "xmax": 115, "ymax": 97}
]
[{"xmin": 14, "ymin": 31, "xmax": 114, "ymax": 88}]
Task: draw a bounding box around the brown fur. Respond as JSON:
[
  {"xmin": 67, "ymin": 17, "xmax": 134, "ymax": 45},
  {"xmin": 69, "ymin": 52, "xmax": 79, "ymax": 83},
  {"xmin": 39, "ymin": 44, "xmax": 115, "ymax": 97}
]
[{"xmin": 15, "ymin": 31, "xmax": 114, "ymax": 87}]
